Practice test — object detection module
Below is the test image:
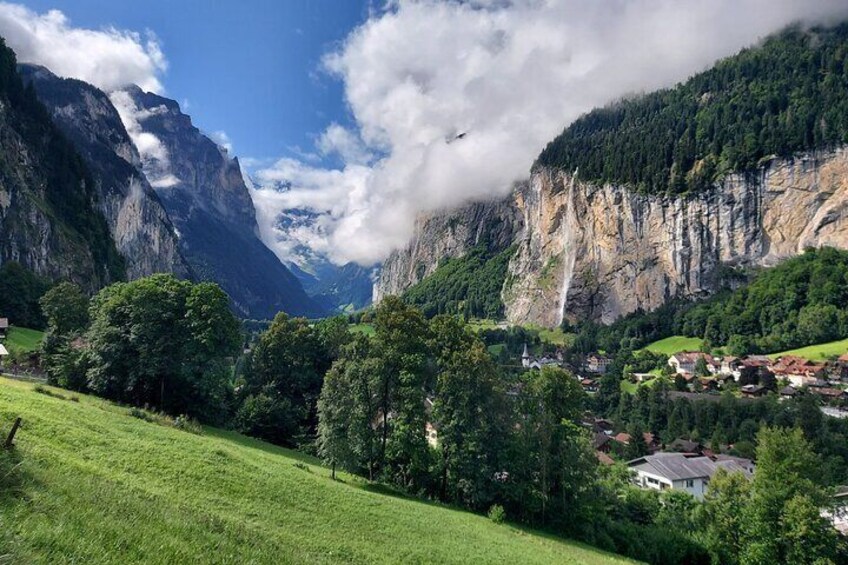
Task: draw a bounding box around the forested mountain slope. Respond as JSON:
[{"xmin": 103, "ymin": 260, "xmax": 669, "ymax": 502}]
[{"xmin": 537, "ymin": 23, "xmax": 848, "ymax": 194}]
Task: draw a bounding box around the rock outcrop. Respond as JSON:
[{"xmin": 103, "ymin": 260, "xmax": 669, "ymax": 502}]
[
  {"xmin": 373, "ymin": 197, "xmax": 522, "ymax": 302},
  {"xmin": 505, "ymin": 148, "xmax": 848, "ymax": 326},
  {"xmin": 20, "ymin": 65, "xmax": 191, "ymax": 281}
]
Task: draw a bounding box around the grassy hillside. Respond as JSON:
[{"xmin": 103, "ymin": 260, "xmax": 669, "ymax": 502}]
[
  {"xmin": 0, "ymin": 378, "xmax": 634, "ymax": 564},
  {"xmin": 4, "ymin": 327, "xmax": 44, "ymax": 354},
  {"xmin": 768, "ymin": 338, "xmax": 848, "ymax": 362},
  {"xmin": 641, "ymin": 336, "xmax": 703, "ymax": 356}
]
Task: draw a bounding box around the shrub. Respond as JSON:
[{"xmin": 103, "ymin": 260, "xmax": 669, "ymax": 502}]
[{"xmin": 488, "ymin": 504, "xmax": 506, "ymax": 524}]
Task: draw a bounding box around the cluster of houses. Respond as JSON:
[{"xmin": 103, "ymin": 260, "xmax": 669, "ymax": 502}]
[
  {"xmin": 584, "ymin": 416, "xmax": 755, "ymax": 501},
  {"xmin": 667, "ymin": 351, "xmax": 848, "ymax": 403}
]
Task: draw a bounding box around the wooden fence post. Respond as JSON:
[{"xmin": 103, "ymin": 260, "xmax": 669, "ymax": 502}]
[{"xmin": 4, "ymin": 417, "xmax": 21, "ymax": 449}]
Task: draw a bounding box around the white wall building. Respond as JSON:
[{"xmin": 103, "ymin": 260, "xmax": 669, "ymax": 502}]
[{"xmin": 628, "ymin": 453, "xmax": 752, "ymax": 501}]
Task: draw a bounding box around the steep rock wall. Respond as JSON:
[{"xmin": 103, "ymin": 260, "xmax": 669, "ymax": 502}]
[
  {"xmin": 505, "ymin": 148, "xmax": 848, "ymax": 326},
  {"xmin": 373, "ymin": 197, "xmax": 522, "ymax": 301}
]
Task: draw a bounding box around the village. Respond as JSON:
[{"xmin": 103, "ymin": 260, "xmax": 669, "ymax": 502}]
[{"xmin": 520, "ymin": 342, "xmax": 848, "ymax": 521}]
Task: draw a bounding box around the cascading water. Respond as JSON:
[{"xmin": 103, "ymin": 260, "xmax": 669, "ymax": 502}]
[{"xmin": 556, "ymin": 175, "xmax": 578, "ymax": 327}]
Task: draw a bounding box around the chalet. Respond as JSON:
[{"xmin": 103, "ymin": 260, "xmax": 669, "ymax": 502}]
[
  {"xmin": 586, "ymin": 354, "xmax": 612, "ymax": 374},
  {"xmin": 698, "ymin": 377, "xmax": 719, "ymax": 392},
  {"xmin": 720, "ymin": 356, "xmax": 742, "ymax": 379},
  {"xmin": 779, "ymin": 385, "xmax": 798, "ymax": 400},
  {"xmin": 713, "ymin": 454, "xmax": 756, "ymax": 475},
  {"xmin": 0, "ymin": 318, "xmax": 7, "ymax": 339},
  {"xmin": 771, "ymin": 356, "xmax": 827, "ymax": 388},
  {"xmin": 580, "ymin": 378, "xmax": 598, "ymax": 393},
  {"xmin": 628, "ymin": 452, "xmax": 752, "ymax": 500},
  {"xmin": 593, "ymin": 432, "xmax": 612, "ymax": 453},
  {"xmin": 740, "ymin": 384, "xmax": 766, "ymax": 398},
  {"xmin": 810, "ymin": 387, "xmax": 847, "ymax": 404},
  {"xmin": 668, "ymin": 352, "xmax": 710, "ymax": 375},
  {"xmin": 613, "ymin": 431, "xmax": 659, "ymax": 453},
  {"xmin": 667, "ymin": 438, "xmax": 701, "ymax": 454}
]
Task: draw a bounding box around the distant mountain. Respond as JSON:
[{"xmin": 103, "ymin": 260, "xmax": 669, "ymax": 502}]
[
  {"xmin": 0, "ymin": 38, "xmax": 124, "ymax": 289},
  {"xmin": 251, "ymin": 179, "xmax": 375, "ymax": 312},
  {"xmin": 120, "ymin": 86, "xmax": 324, "ymax": 319},
  {"xmin": 19, "ymin": 64, "xmax": 191, "ymax": 281}
]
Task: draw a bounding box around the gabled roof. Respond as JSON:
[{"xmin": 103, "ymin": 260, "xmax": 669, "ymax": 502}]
[
  {"xmin": 0, "ymin": 318, "xmax": 8, "ymax": 329},
  {"xmin": 629, "ymin": 453, "xmax": 751, "ymax": 481},
  {"xmin": 0, "ymin": 344, "xmax": 7, "ymax": 356}
]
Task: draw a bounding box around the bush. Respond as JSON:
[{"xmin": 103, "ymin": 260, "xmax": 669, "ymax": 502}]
[{"xmin": 488, "ymin": 504, "xmax": 506, "ymax": 524}]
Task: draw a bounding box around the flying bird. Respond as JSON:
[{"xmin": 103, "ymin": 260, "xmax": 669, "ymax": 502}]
[{"xmin": 446, "ymin": 131, "xmax": 469, "ymax": 144}]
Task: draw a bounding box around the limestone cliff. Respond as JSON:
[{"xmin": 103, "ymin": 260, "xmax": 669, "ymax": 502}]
[
  {"xmin": 505, "ymin": 148, "xmax": 848, "ymax": 326},
  {"xmin": 373, "ymin": 198, "xmax": 522, "ymax": 302},
  {"xmin": 19, "ymin": 65, "xmax": 191, "ymax": 281}
]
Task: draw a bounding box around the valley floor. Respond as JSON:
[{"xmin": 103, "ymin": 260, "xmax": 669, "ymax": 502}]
[{"xmin": 0, "ymin": 378, "xmax": 635, "ymax": 564}]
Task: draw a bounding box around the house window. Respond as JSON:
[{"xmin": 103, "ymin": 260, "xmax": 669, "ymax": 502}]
[{"xmin": 685, "ymin": 479, "xmax": 694, "ymax": 488}]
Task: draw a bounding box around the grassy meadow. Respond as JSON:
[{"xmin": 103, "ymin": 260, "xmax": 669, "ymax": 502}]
[
  {"xmin": 640, "ymin": 336, "xmax": 703, "ymax": 356},
  {"xmin": 0, "ymin": 377, "xmax": 635, "ymax": 564},
  {"xmin": 4, "ymin": 327, "xmax": 44, "ymax": 355},
  {"xmin": 768, "ymin": 338, "xmax": 848, "ymax": 362}
]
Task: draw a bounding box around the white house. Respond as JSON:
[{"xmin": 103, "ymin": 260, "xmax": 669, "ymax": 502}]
[{"xmin": 628, "ymin": 453, "xmax": 752, "ymax": 500}]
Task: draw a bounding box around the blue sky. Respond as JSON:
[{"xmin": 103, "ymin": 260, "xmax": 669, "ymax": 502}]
[{"xmin": 21, "ymin": 0, "xmax": 371, "ymax": 164}]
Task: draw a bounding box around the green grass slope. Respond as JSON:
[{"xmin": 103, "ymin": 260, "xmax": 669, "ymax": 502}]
[
  {"xmin": 4, "ymin": 327, "xmax": 44, "ymax": 354},
  {"xmin": 641, "ymin": 336, "xmax": 703, "ymax": 356},
  {"xmin": 768, "ymin": 338, "xmax": 848, "ymax": 362},
  {"xmin": 0, "ymin": 378, "xmax": 634, "ymax": 564}
]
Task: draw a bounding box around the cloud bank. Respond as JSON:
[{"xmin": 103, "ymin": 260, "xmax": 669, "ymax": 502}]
[
  {"xmin": 0, "ymin": 3, "xmax": 181, "ymax": 186},
  {"xmin": 0, "ymin": 2, "xmax": 166, "ymax": 92},
  {"xmin": 252, "ymin": 0, "xmax": 848, "ymax": 266}
]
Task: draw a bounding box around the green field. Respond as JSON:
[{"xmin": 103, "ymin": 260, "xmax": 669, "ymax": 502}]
[
  {"xmin": 348, "ymin": 323, "xmax": 375, "ymax": 336},
  {"xmin": 4, "ymin": 327, "xmax": 44, "ymax": 354},
  {"xmin": 0, "ymin": 378, "xmax": 634, "ymax": 564},
  {"xmin": 768, "ymin": 338, "xmax": 848, "ymax": 362},
  {"xmin": 641, "ymin": 336, "xmax": 703, "ymax": 356}
]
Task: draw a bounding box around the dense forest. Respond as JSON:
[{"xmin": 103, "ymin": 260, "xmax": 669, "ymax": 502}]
[
  {"xmin": 0, "ymin": 38, "xmax": 124, "ymax": 284},
  {"xmin": 401, "ymin": 245, "xmax": 514, "ymax": 319},
  {"xmin": 537, "ymin": 23, "xmax": 848, "ymax": 194},
  {"xmin": 571, "ymin": 247, "xmax": 848, "ymax": 357}
]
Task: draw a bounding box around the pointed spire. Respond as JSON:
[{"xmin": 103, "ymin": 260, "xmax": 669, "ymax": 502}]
[{"xmin": 522, "ymin": 343, "xmax": 529, "ymax": 358}]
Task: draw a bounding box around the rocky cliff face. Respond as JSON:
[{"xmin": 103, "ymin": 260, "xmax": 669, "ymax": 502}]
[
  {"xmin": 19, "ymin": 65, "xmax": 190, "ymax": 281},
  {"xmin": 373, "ymin": 198, "xmax": 522, "ymax": 301},
  {"xmin": 0, "ymin": 49, "xmax": 123, "ymax": 290},
  {"xmin": 505, "ymin": 148, "xmax": 848, "ymax": 326},
  {"xmin": 376, "ymin": 148, "xmax": 848, "ymax": 328},
  {"xmin": 122, "ymin": 87, "xmax": 323, "ymax": 319}
]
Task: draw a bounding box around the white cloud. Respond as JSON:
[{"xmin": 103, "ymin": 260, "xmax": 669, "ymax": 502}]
[
  {"xmin": 0, "ymin": 3, "xmax": 177, "ymax": 190},
  {"xmin": 252, "ymin": 0, "xmax": 848, "ymax": 266},
  {"xmin": 210, "ymin": 130, "xmax": 233, "ymax": 153},
  {"xmin": 0, "ymin": 2, "xmax": 166, "ymax": 92}
]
